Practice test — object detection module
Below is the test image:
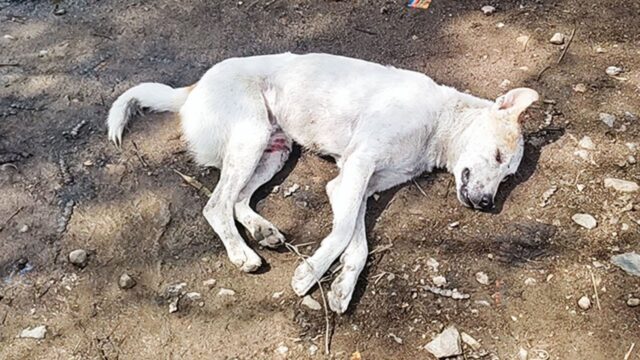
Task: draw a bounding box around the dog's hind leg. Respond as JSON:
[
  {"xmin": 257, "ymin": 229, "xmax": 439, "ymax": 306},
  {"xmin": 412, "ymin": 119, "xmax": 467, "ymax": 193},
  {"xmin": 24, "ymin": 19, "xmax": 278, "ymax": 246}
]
[
  {"xmin": 235, "ymin": 131, "xmax": 291, "ymax": 248},
  {"xmin": 203, "ymin": 122, "xmax": 271, "ymax": 273},
  {"xmin": 291, "ymin": 153, "xmax": 374, "ymax": 295}
]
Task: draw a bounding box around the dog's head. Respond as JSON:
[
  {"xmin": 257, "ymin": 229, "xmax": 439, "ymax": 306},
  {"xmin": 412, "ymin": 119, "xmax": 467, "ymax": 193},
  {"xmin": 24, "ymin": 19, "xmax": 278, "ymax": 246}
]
[{"xmin": 453, "ymin": 88, "xmax": 539, "ymax": 211}]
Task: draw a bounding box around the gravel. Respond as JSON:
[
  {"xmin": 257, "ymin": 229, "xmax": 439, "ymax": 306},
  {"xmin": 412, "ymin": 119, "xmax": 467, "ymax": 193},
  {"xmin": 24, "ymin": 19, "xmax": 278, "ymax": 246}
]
[
  {"xmin": 572, "ymin": 213, "xmax": 597, "ymax": 229},
  {"xmin": 68, "ymin": 249, "xmax": 88, "ymax": 268}
]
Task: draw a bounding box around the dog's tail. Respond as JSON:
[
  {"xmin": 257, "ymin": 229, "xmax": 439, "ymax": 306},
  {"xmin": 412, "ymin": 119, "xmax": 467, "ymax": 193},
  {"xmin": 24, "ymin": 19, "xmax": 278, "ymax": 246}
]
[{"xmin": 107, "ymin": 82, "xmax": 193, "ymax": 147}]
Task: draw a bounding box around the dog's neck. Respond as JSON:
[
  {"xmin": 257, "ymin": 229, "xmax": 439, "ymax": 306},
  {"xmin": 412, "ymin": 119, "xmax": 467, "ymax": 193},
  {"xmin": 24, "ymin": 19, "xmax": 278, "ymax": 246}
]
[{"xmin": 431, "ymin": 92, "xmax": 493, "ymax": 171}]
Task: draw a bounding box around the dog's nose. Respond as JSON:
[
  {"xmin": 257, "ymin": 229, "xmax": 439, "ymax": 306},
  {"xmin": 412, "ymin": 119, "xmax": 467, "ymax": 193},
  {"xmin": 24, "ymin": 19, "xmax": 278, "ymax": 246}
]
[{"xmin": 478, "ymin": 195, "xmax": 493, "ymax": 210}]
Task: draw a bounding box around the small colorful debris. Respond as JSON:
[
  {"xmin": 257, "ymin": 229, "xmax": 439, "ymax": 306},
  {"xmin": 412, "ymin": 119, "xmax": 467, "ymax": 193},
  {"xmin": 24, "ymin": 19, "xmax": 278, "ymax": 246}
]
[{"xmin": 408, "ymin": 0, "xmax": 432, "ymax": 9}]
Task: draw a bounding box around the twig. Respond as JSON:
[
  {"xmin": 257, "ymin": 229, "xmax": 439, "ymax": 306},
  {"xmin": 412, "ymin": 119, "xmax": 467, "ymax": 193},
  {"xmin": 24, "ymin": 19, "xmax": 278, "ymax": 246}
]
[
  {"xmin": 131, "ymin": 141, "xmax": 149, "ymax": 168},
  {"xmin": 557, "ymin": 27, "xmax": 576, "ymax": 65},
  {"xmin": 536, "ymin": 65, "xmax": 551, "ymax": 81},
  {"xmin": 412, "ymin": 179, "xmax": 428, "ymax": 198},
  {"xmin": 589, "ymin": 268, "xmax": 601, "ymax": 311},
  {"xmin": 284, "ymin": 242, "xmax": 332, "ymax": 355},
  {"xmin": 0, "ymin": 63, "xmax": 20, "ymax": 67},
  {"xmin": 369, "ymin": 243, "xmax": 393, "ymax": 256},
  {"xmin": 173, "ymin": 169, "xmax": 212, "ymax": 197},
  {"xmin": 1, "ymin": 206, "xmax": 23, "ymax": 229},
  {"xmin": 624, "ymin": 343, "xmax": 635, "ymax": 360},
  {"xmin": 354, "ymin": 27, "xmax": 377, "ymax": 36}
]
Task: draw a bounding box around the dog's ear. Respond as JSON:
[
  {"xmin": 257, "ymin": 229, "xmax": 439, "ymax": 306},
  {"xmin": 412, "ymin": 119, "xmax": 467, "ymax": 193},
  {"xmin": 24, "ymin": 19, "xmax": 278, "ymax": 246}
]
[{"xmin": 492, "ymin": 88, "xmax": 539, "ymax": 120}]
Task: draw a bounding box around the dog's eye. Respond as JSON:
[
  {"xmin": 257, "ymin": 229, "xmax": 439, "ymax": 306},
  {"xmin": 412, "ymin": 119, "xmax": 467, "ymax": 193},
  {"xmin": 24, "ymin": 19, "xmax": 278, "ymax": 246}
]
[{"xmin": 495, "ymin": 149, "xmax": 503, "ymax": 164}]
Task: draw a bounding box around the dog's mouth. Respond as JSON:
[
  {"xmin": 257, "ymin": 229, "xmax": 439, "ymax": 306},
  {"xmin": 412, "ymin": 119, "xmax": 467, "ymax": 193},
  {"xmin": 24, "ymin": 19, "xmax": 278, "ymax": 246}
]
[{"xmin": 458, "ymin": 186, "xmax": 473, "ymax": 208}]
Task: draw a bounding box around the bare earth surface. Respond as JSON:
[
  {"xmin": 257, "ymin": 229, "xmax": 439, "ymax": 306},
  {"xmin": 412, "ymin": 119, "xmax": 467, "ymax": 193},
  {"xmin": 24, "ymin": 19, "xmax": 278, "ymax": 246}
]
[{"xmin": 1, "ymin": 1, "xmax": 639, "ymax": 359}]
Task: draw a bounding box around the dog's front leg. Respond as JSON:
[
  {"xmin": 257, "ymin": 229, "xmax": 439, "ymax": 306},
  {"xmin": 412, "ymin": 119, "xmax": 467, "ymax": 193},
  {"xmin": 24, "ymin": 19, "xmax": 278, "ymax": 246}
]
[{"xmin": 291, "ymin": 154, "xmax": 374, "ymax": 296}]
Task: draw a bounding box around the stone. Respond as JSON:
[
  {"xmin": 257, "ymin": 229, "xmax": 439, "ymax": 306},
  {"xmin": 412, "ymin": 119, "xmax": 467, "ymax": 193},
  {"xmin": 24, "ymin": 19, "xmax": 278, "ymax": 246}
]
[
  {"xmin": 572, "ymin": 213, "xmax": 597, "ymax": 229},
  {"xmin": 432, "ymin": 275, "xmax": 447, "ymax": 287},
  {"xmin": 3, "ymin": 34, "xmax": 16, "ymax": 41},
  {"xmin": 218, "ymin": 288, "xmax": 236, "ymax": 296},
  {"xmin": 19, "ymin": 325, "xmax": 47, "ymax": 339},
  {"xmin": 186, "ymin": 292, "xmax": 202, "ymax": 301},
  {"xmin": 611, "ymin": 252, "xmax": 640, "ymax": 277},
  {"xmin": 627, "ymin": 298, "xmax": 640, "ymax": 307},
  {"xmin": 578, "ymin": 295, "xmax": 591, "ymax": 310},
  {"xmin": 481, "ymin": 5, "xmax": 496, "ymax": 15},
  {"xmin": 550, "ymin": 33, "xmax": 565, "ymax": 45},
  {"xmin": 284, "ymin": 183, "xmax": 300, "ymax": 197},
  {"xmin": 475, "ymin": 272, "xmax": 490, "ymax": 285},
  {"xmin": 424, "ymin": 326, "xmax": 462, "ymax": 358},
  {"xmin": 605, "ymin": 66, "xmax": 623, "ymax": 76},
  {"xmin": 604, "ymin": 178, "xmax": 639, "ymax": 193},
  {"xmin": 275, "ymin": 344, "xmax": 289, "ymax": 356},
  {"xmin": 302, "ymin": 295, "xmax": 322, "ymax": 311},
  {"xmin": 272, "ymin": 290, "xmax": 285, "ymax": 299},
  {"xmin": 308, "ymin": 344, "xmax": 319, "ymax": 356},
  {"xmin": 578, "ymin": 136, "xmax": 595, "ymax": 150},
  {"xmin": 518, "ymin": 347, "xmax": 528, "ymax": 360},
  {"xmin": 599, "ymin": 113, "xmax": 615, "ymax": 127},
  {"xmin": 573, "ymin": 83, "xmax": 587, "ymax": 93},
  {"xmin": 19, "ymin": 224, "xmax": 29, "ymax": 233},
  {"xmin": 203, "ymin": 278, "xmax": 216, "ymax": 289},
  {"xmin": 524, "ymin": 277, "xmax": 537, "ymax": 286},
  {"xmin": 460, "ymin": 332, "xmax": 482, "ymax": 351},
  {"xmin": 68, "ymin": 249, "xmax": 88, "ymax": 268},
  {"xmin": 499, "ymin": 79, "xmax": 511, "ymax": 89},
  {"xmin": 118, "ymin": 273, "xmax": 136, "ymax": 289}
]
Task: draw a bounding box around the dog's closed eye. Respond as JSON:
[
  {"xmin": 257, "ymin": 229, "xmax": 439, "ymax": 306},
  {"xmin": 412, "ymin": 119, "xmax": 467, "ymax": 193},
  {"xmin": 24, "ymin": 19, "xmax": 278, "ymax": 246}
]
[{"xmin": 495, "ymin": 149, "xmax": 503, "ymax": 164}]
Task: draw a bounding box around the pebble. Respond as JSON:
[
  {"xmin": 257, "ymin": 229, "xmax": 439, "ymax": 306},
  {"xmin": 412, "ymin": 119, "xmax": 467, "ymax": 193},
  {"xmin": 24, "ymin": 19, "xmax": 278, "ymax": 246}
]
[
  {"xmin": 604, "ymin": 178, "xmax": 639, "ymax": 193},
  {"xmin": 424, "ymin": 326, "xmax": 462, "ymax": 358},
  {"xmin": 38, "ymin": 50, "xmax": 48, "ymax": 57},
  {"xmin": 165, "ymin": 282, "xmax": 187, "ymax": 297},
  {"xmin": 272, "ymin": 290, "xmax": 285, "ymax": 299},
  {"xmin": 426, "ymin": 258, "xmax": 440, "ymax": 272},
  {"xmin": 432, "ymin": 275, "xmax": 447, "ymax": 287},
  {"xmin": 218, "ymin": 288, "xmax": 236, "ymax": 296},
  {"xmin": 578, "ymin": 136, "xmax": 595, "ymax": 150},
  {"xmin": 460, "ymin": 332, "xmax": 482, "ymax": 351},
  {"xmin": 19, "ymin": 325, "xmax": 47, "ymax": 339},
  {"xmin": 3, "ymin": 34, "xmax": 16, "ymax": 41},
  {"xmin": 475, "ymin": 272, "xmax": 490, "ymax": 285},
  {"xmin": 518, "ymin": 347, "xmax": 528, "ymax": 360},
  {"xmin": 572, "ymin": 213, "xmax": 597, "ymax": 230},
  {"xmin": 481, "ymin": 5, "xmax": 496, "ymax": 15},
  {"xmin": 68, "ymin": 249, "xmax": 88, "ymax": 268},
  {"xmin": 203, "ymin": 278, "xmax": 216, "ymax": 289},
  {"xmin": 283, "ymin": 183, "xmax": 300, "ymax": 197},
  {"xmin": 549, "ymin": 32, "xmax": 565, "ymax": 45},
  {"xmin": 516, "ymin": 35, "xmax": 530, "ymax": 48},
  {"xmin": 499, "ymin": 79, "xmax": 511, "ymax": 89},
  {"xmin": 599, "ymin": 113, "xmax": 615, "ymax": 127},
  {"xmin": 388, "ymin": 333, "xmax": 403, "ymax": 344},
  {"xmin": 275, "ymin": 344, "xmax": 289, "ymax": 356},
  {"xmin": 605, "ymin": 66, "xmax": 623, "ymax": 76},
  {"xmin": 185, "ymin": 292, "xmax": 202, "ymax": 301},
  {"xmin": 53, "ymin": 7, "xmax": 67, "ymax": 15},
  {"xmin": 595, "ymin": 46, "xmax": 606, "ymax": 53},
  {"xmin": 628, "ymin": 156, "xmax": 637, "ymax": 165},
  {"xmin": 573, "ymin": 83, "xmax": 587, "ymax": 93},
  {"xmin": 168, "ymin": 297, "xmax": 179, "ymax": 313},
  {"xmin": 611, "ymin": 252, "xmax": 640, "ymax": 277},
  {"xmin": 624, "ymin": 111, "xmax": 637, "ymax": 121},
  {"xmin": 627, "ymin": 298, "xmax": 640, "ymax": 307},
  {"xmin": 302, "ymin": 295, "xmax": 322, "ymax": 311},
  {"xmin": 18, "ymin": 224, "xmax": 29, "ymax": 233},
  {"xmin": 308, "ymin": 344, "xmax": 319, "ymax": 356},
  {"xmin": 524, "ymin": 277, "xmax": 537, "ymax": 286},
  {"xmin": 118, "ymin": 273, "xmax": 136, "ymax": 289},
  {"xmin": 448, "ymin": 221, "xmax": 460, "ymax": 228},
  {"xmin": 578, "ymin": 296, "xmax": 591, "ymax": 310}
]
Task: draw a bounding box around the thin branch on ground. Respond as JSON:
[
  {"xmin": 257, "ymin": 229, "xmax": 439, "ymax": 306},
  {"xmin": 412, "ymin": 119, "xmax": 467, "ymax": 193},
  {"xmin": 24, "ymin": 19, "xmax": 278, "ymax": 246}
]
[
  {"xmin": 173, "ymin": 169, "xmax": 212, "ymax": 197},
  {"xmin": 557, "ymin": 27, "xmax": 576, "ymax": 65}
]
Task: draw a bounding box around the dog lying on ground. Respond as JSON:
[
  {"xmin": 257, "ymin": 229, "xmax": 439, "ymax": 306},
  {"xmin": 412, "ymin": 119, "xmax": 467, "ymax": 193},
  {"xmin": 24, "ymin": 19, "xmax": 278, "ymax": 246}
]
[{"xmin": 107, "ymin": 53, "xmax": 538, "ymax": 313}]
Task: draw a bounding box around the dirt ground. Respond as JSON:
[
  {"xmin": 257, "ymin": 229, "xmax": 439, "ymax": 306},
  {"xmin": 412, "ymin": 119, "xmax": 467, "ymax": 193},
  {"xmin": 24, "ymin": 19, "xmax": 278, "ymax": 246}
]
[{"xmin": 1, "ymin": 0, "xmax": 639, "ymax": 359}]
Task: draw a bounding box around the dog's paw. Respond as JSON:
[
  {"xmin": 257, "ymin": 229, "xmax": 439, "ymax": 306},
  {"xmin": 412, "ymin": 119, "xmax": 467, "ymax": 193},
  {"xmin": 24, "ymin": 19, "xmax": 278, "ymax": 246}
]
[
  {"xmin": 327, "ymin": 274, "xmax": 356, "ymax": 314},
  {"xmin": 291, "ymin": 261, "xmax": 318, "ymax": 296},
  {"xmin": 252, "ymin": 224, "xmax": 285, "ymax": 248},
  {"xmin": 228, "ymin": 246, "xmax": 262, "ymax": 273}
]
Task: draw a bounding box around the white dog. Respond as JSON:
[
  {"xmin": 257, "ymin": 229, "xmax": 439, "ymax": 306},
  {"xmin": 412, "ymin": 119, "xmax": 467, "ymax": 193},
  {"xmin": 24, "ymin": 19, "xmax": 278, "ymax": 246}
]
[{"xmin": 107, "ymin": 53, "xmax": 538, "ymax": 313}]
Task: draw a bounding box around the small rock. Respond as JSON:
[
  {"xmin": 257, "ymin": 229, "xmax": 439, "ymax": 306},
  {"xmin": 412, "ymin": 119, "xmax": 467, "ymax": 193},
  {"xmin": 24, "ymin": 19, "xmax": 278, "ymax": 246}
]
[
  {"xmin": 118, "ymin": 273, "xmax": 136, "ymax": 289},
  {"xmin": 573, "ymin": 83, "xmax": 587, "ymax": 93},
  {"xmin": 203, "ymin": 278, "xmax": 216, "ymax": 289},
  {"xmin": 19, "ymin": 325, "xmax": 47, "ymax": 339},
  {"xmin": 3, "ymin": 34, "xmax": 16, "ymax": 41},
  {"xmin": 605, "ymin": 66, "xmax": 623, "ymax": 76},
  {"xmin": 578, "ymin": 295, "xmax": 591, "ymax": 310},
  {"xmin": 496, "ymin": 22, "xmax": 505, "ymax": 28},
  {"xmin": 627, "ymin": 298, "xmax": 640, "ymax": 307},
  {"xmin": 475, "ymin": 272, "xmax": 490, "ymax": 285},
  {"xmin": 499, "ymin": 79, "xmax": 511, "ymax": 89},
  {"xmin": 38, "ymin": 50, "xmax": 48, "ymax": 57},
  {"xmin": 168, "ymin": 297, "xmax": 179, "ymax": 313},
  {"xmin": 611, "ymin": 252, "xmax": 640, "ymax": 277},
  {"xmin": 284, "ymin": 183, "xmax": 300, "ymax": 197},
  {"xmin": 628, "ymin": 156, "xmax": 637, "ymax": 165},
  {"xmin": 460, "ymin": 332, "xmax": 482, "ymax": 351},
  {"xmin": 576, "ymin": 184, "xmax": 586, "ymax": 192},
  {"xmin": 426, "ymin": 258, "xmax": 440, "ymax": 272},
  {"xmin": 308, "ymin": 344, "xmax": 319, "ymax": 356},
  {"xmin": 275, "ymin": 344, "xmax": 289, "ymax": 356},
  {"xmin": 218, "ymin": 288, "xmax": 236, "ymax": 296},
  {"xmin": 386, "ymin": 273, "xmax": 396, "ymax": 282},
  {"xmin": 388, "ymin": 333, "xmax": 403, "ymax": 344},
  {"xmin": 68, "ymin": 249, "xmax": 88, "ymax": 268},
  {"xmin": 165, "ymin": 282, "xmax": 187, "ymax": 297},
  {"xmin": 595, "ymin": 46, "xmax": 606, "ymax": 53},
  {"xmin": 53, "ymin": 7, "xmax": 67, "ymax": 15},
  {"xmin": 516, "ymin": 35, "xmax": 529, "ymax": 47},
  {"xmin": 432, "ymin": 275, "xmax": 447, "ymax": 287},
  {"xmin": 549, "ymin": 32, "xmax": 565, "ymax": 45},
  {"xmin": 578, "ymin": 136, "xmax": 595, "ymax": 150},
  {"xmin": 272, "ymin": 290, "xmax": 285, "ymax": 299},
  {"xmin": 424, "ymin": 326, "xmax": 462, "ymax": 358},
  {"xmin": 604, "ymin": 178, "xmax": 639, "ymax": 193},
  {"xmin": 624, "ymin": 111, "xmax": 637, "ymax": 122},
  {"xmin": 524, "ymin": 277, "xmax": 537, "ymax": 286},
  {"xmin": 518, "ymin": 347, "xmax": 528, "ymax": 360},
  {"xmin": 599, "ymin": 113, "xmax": 615, "ymax": 127},
  {"xmin": 302, "ymin": 295, "xmax": 322, "ymax": 311},
  {"xmin": 18, "ymin": 224, "xmax": 29, "ymax": 233},
  {"xmin": 185, "ymin": 292, "xmax": 202, "ymax": 301},
  {"xmin": 572, "ymin": 213, "xmax": 597, "ymax": 229},
  {"xmin": 481, "ymin": 5, "xmax": 496, "ymax": 15},
  {"xmin": 448, "ymin": 221, "xmax": 460, "ymax": 228},
  {"xmin": 411, "ymin": 35, "xmax": 419, "ymax": 41},
  {"xmin": 574, "ymin": 149, "xmax": 590, "ymax": 162}
]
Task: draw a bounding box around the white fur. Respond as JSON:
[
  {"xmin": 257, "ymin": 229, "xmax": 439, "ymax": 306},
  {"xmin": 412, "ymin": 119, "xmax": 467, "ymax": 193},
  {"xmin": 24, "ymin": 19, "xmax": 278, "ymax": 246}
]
[{"xmin": 106, "ymin": 53, "xmax": 538, "ymax": 313}]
